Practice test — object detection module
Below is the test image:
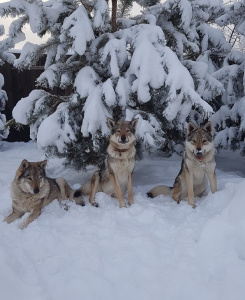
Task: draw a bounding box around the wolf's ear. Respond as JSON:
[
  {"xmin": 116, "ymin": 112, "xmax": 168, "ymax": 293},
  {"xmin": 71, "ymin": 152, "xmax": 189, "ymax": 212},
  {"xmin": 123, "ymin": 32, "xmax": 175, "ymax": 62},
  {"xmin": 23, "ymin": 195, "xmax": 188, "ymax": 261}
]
[
  {"xmin": 107, "ymin": 118, "xmax": 115, "ymax": 130},
  {"xmin": 130, "ymin": 118, "xmax": 139, "ymax": 130},
  {"xmin": 20, "ymin": 159, "xmax": 30, "ymax": 170},
  {"xmin": 16, "ymin": 159, "xmax": 30, "ymax": 179},
  {"xmin": 39, "ymin": 160, "xmax": 47, "ymax": 169},
  {"xmin": 187, "ymin": 122, "xmax": 197, "ymax": 135},
  {"xmin": 203, "ymin": 121, "xmax": 213, "ymax": 135}
]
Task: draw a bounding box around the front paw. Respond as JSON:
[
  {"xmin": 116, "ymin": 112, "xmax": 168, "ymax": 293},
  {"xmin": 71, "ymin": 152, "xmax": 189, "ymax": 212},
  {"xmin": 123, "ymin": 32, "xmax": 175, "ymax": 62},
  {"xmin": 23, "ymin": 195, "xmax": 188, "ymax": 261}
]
[
  {"xmin": 91, "ymin": 201, "xmax": 99, "ymax": 208},
  {"xmin": 18, "ymin": 222, "xmax": 27, "ymax": 230},
  {"xmin": 128, "ymin": 199, "xmax": 134, "ymax": 206},
  {"xmin": 188, "ymin": 201, "xmax": 196, "ymax": 209}
]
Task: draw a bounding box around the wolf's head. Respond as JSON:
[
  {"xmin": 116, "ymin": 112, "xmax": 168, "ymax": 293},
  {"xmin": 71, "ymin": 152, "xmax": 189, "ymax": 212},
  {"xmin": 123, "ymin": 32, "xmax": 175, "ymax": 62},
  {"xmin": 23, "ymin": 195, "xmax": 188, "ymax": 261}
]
[
  {"xmin": 186, "ymin": 121, "xmax": 214, "ymax": 160},
  {"xmin": 15, "ymin": 159, "xmax": 47, "ymax": 194},
  {"xmin": 107, "ymin": 118, "xmax": 138, "ymax": 148}
]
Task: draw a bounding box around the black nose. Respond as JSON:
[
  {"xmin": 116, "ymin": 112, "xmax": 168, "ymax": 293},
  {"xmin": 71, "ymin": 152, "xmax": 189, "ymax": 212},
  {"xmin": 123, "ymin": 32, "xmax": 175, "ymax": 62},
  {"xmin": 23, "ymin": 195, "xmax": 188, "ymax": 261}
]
[
  {"xmin": 197, "ymin": 148, "xmax": 202, "ymax": 152},
  {"xmin": 121, "ymin": 135, "xmax": 126, "ymax": 142},
  {"xmin": 34, "ymin": 188, "xmax": 39, "ymax": 194}
]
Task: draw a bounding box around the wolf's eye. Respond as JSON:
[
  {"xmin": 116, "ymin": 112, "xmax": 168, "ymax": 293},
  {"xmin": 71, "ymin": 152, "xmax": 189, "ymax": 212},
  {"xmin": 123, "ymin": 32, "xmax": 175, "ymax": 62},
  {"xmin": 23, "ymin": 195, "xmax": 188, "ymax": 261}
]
[
  {"xmin": 27, "ymin": 177, "xmax": 32, "ymax": 181},
  {"xmin": 116, "ymin": 129, "xmax": 121, "ymax": 133},
  {"xmin": 126, "ymin": 129, "xmax": 131, "ymax": 133},
  {"xmin": 203, "ymin": 140, "xmax": 208, "ymax": 143}
]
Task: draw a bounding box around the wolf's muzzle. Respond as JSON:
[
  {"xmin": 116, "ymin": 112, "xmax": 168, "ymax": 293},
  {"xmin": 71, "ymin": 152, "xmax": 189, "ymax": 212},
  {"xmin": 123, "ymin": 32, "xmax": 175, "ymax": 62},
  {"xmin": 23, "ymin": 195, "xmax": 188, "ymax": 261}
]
[
  {"xmin": 119, "ymin": 135, "xmax": 129, "ymax": 143},
  {"xmin": 33, "ymin": 188, "xmax": 40, "ymax": 194}
]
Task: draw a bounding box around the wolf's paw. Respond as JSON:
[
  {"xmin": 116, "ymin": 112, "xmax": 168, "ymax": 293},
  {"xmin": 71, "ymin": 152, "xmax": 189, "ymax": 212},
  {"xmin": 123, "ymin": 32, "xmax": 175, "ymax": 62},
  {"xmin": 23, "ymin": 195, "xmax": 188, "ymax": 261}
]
[
  {"xmin": 128, "ymin": 200, "xmax": 134, "ymax": 206},
  {"xmin": 63, "ymin": 204, "xmax": 69, "ymax": 211},
  {"xmin": 173, "ymin": 198, "xmax": 181, "ymax": 204},
  {"xmin": 91, "ymin": 202, "xmax": 99, "ymax": 208},
  {"xmin": 18, "ymin": 222, "xmax": 27, "ymax": 230}
]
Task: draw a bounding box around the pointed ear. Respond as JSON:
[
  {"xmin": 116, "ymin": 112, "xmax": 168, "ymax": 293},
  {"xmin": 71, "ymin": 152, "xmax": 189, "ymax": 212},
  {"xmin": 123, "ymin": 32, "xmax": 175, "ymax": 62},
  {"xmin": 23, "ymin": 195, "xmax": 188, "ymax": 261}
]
[
  {"xmin": 203, "ymin": 121, "xmax": 213, "ymax": 135},
  {"xmin": 20, "ymin": 159, "xmax": 30, "ymax": 170},
  {"xmin": 107, "ymin": 118, "xmax": 115, "ymax": 130},
  {"xmin": 16, "ymin": 159, "xmax": 30, "ymax": 179},
  {"xmin": 130, "ymin": 118, "xmax": 139, "ymax": 130},
  {"xmin": 39, "ymin": 160, "xmax": 47, "ymax": 169},
  {"xmin": 187, "ymin": 122, "xmax": 197, "ymax": 135}
]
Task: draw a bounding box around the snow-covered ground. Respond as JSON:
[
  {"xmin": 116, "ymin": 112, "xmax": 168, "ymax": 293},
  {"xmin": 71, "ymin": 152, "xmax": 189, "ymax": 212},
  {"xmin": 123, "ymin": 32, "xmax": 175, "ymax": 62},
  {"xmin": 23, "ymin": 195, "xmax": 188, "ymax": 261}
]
[{"xmin": 0, "ymin": 141, "xmax": 245, "ymax": 300}]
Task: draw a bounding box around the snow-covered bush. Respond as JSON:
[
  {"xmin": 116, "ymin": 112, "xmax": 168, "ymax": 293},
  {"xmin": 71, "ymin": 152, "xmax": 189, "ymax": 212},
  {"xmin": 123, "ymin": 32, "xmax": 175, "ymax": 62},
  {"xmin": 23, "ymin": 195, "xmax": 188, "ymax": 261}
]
[
  {"xmin": 0, "ymin": 73, "xmax": 9, "ymax": 140},
  {"xmin": 0, "ymin": 23, "xmax": 14, "ymax": 141}
]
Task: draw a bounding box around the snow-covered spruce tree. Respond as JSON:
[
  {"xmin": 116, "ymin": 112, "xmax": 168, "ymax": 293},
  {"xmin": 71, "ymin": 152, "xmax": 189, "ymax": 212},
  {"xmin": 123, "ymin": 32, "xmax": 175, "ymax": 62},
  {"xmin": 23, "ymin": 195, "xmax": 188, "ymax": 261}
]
[
  {"xmin": 128, "ymin": 0, "xmax": 231, "ymax": 151},
  {"xmin": 211, "ymin": 0, "xmax": 245, "ymax": 154},
  {"xmin": 0, "ymin": 0, "xmax": 218, "ymax": 169}
]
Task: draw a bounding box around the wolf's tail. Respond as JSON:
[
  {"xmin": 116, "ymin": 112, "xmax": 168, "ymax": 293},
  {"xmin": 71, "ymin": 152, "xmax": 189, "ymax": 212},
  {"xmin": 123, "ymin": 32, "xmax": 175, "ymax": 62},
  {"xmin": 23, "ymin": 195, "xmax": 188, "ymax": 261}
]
[{"xmin": 147, "ymin": 185, "xmax": 172, "ymax": 198}]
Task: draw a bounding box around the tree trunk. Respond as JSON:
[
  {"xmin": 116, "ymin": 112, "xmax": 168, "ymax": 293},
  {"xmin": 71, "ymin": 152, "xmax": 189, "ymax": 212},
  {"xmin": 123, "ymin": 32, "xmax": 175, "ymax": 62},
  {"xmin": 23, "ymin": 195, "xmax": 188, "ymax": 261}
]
[{"xmin": 111, "ymin": 0, "xmax": 117, "ymax": 33}]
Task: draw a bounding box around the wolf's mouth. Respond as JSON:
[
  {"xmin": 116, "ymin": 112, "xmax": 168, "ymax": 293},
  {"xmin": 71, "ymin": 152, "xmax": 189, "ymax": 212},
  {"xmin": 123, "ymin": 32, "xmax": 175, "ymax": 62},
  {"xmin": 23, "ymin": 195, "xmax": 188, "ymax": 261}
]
[
  {"xmin": 194, "ymin": 149, "xmax": 204, "ymax": 161},
  {"xmin": 118, "ymin": 139, "xmax": 129, "ymax": 144},
  {"xmin": 195, "ymin": 153, "xmax": 203, "ymax": 159}
]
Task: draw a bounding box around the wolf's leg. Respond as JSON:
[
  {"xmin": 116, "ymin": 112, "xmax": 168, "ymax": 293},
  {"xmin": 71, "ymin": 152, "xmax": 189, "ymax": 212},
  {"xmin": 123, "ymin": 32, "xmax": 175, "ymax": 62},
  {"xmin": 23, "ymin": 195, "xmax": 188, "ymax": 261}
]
[
  {"xmin": 56, "ymin": 178, "xmax": 71, "ymax": 199},
  {"xmin": 128, "ymin": 172, "xmax": 134, "ymax": 206},
  {"xmin": 172, "ymin": 188, "xmax": 181, "ymax": 204},
  {"xmin": 109, "ymin": 174, "xmax": 125, "ymax": 208},
  {"xmin": 185, "ymin": 170, "xmax": 196, "ymax": 208},
  {"xmin": 56, "ymin": 178, "xmax": 85, "ymax": 206},
  {"xmin": 18, "ymin": 208, "xmax": 42, "ymax": 229},
  {"xmin": 207, "ymin": 171, "xmax": 217, "ymax": 193},
  {"xmin": 171, "ymin": 177, "xmax": 181, "ymax": 204},
  {"xmin": 89, "ymin": 171, "xmax": 100, "ymax": 207},
  {"xmin": 4, "ymin": 210, "xmax": 24, "ymax": 223}
]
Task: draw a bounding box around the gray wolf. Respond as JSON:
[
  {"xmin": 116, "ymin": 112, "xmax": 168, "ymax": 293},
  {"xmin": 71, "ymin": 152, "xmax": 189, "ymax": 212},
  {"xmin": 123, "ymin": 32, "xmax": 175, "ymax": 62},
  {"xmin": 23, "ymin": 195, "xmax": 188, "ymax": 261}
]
[
  {"xmin": 77, "ymin": 118, "xmax": 138, "ymax": 208},
  {"xmin": 4, "ymin": 159, "xmax": 84, "ymax": 229},
  {"xmin": 147, "ymin": 121, "xmax": 217, "ymax": 208}
]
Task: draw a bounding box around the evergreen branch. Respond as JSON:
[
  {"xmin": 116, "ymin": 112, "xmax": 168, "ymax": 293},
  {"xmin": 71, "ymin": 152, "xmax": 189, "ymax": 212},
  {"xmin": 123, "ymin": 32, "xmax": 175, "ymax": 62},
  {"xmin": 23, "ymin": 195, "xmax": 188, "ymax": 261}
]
[{"xmin": 4, "ymin": 118, "xmax": 24, "ymax": 131}]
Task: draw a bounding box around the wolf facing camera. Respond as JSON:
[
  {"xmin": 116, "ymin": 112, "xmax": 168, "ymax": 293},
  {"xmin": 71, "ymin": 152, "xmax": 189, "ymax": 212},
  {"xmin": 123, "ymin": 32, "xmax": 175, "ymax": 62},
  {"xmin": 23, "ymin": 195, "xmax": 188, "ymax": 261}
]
[
  {"xmin": 4, "ymin": 159, "xmax": 84, "ymax": 229},
  {"xmin": 77, "ymin": 118, "xmax": 138, "ymax": 208},
  {"xmin": 147, "ymin": 121, "xmax": 217, "ymax": 208}
]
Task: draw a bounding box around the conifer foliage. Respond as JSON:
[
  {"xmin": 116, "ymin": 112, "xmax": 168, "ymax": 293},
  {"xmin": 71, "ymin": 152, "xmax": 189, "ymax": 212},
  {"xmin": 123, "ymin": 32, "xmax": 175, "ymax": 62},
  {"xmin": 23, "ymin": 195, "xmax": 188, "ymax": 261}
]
[
  {"xmin": 0, "ymin": 72, "xmax": 8, "ymax": 141},
  {"xmin": 213, "ymin": 0, "xmax": 245, "ymax": 154},
  {"xmin": 0, "ymin": 0, "xmax": 245, "ymax": 166},
  {"xmin": 0, "ymin": 23, "xmax": 15, "ymax": 141}
]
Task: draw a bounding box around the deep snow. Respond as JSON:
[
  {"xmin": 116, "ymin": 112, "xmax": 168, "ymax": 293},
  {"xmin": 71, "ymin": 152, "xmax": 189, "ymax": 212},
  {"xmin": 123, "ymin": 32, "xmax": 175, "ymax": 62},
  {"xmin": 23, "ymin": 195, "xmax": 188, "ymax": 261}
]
[{"xmin": 0, "ymin": 141, "xmax": 245, "ymax": 300}]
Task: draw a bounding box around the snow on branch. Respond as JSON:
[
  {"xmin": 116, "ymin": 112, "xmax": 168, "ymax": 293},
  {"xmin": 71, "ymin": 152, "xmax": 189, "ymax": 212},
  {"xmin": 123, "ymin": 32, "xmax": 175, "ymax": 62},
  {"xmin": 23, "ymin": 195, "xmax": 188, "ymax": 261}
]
[
  {"xmin": 81, "ymin": 86, "xmax": 110, "ymax": 137},
  {"xmin": 101, "ymin": 36, "xmax": 128, "ymax": 78},
  {"xmin": 198, "ymin": 23, "xmax": 231, "ymax": 54},
  {"xmin": 93, "ymin": 0, "xmax": 110, "ymax": 31},
  {"xmin": 0, "ymin": 0, "xmax": 25, "ymax": 18},
  {"xmin": 74, "ymin": 66, "xmax": 100, "ymax": 98},
  {"xmin": 37, "ymin": 102, "xmax": 76, "ymax": 152},
  {"xmin": 60, "ymin": 5, "xmax": 94, "ymax": 56},
  {"xmin": 14, "ymin": 42, "xmax": 42, "ymax": 69},
  {"xmin": 125, "ymin": 24, "xmax": 166, "ymax": 103}
]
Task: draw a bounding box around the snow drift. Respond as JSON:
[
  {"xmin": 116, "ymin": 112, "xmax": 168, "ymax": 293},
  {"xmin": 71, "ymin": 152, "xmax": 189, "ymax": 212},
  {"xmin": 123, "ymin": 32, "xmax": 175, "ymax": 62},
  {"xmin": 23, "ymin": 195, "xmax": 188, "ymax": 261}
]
[{"xmin": 0, "ymin": 141, "xmax": 244, "ymax": 300}]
